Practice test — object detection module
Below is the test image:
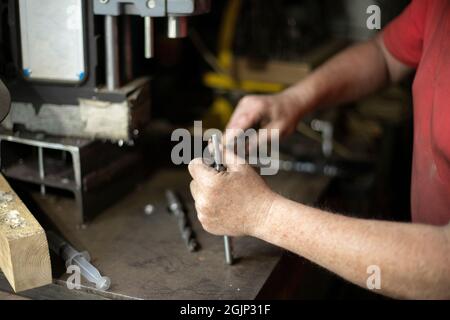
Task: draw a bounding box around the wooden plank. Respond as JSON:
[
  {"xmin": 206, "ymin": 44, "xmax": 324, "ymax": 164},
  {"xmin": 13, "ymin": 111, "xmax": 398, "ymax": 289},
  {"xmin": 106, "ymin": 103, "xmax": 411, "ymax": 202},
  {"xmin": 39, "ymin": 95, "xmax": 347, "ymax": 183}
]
[
  {"xmin": 0, "ymin": 274, "xmax": 109, "ymax": 300},
  {"xmin": 0, "ymin": 290, "xmax": 30, "ymax": 300},
  {"xmin": 235, "ymin": 39, "xmax": 348, "ymax": 85},
  {"xmin": 0, "ymin": 174, "xmax": 52, "ymax": 292}
]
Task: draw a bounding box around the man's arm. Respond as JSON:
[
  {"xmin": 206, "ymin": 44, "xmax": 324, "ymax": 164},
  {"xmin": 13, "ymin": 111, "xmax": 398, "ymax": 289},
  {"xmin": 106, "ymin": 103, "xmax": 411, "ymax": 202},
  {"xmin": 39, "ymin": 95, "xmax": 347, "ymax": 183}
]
[
  {"xmin": 257, "ymin": 197, "xmax": 450, "ymax": 300},
  {"xmin": 188, "ymin": 157, "xmax": 450, "ymax": 300},
  {"xmin": 227, "ymin": 35, "xmax": 413, "ymax": 138},
  {"xmin": 281, "ymin": 35, "xmax": 413, "ymax": 113}
]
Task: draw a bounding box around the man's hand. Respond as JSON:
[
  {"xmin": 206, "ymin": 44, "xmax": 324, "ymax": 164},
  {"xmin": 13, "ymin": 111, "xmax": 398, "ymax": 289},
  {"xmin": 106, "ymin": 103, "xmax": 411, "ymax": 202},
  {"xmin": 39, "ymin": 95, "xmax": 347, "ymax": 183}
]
[
  {"xmin": 226, "ymin": 92, "xmax": 308, "ymax": 139},
  {"xmin": 188, "ymin": 152, "xmax": 277, "ymax": 237}
]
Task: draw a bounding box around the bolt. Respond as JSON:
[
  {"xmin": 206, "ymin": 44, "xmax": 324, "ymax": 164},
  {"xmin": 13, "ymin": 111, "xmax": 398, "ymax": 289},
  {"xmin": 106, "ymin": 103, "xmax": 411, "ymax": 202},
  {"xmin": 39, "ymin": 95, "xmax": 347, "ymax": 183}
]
[
  {"xmin": 77, "ymin": 224, "xmax": 87, "ymax": 230},
  {"xmin": 147, "ymin": 0, "xmax": 156, "ymax": 9},
  {"xmin": 99, "ymin": 0, "xmax": 109, "ymax": 4},
  {"xmin": 144, "ymin": 204, "xmax": 155, "ymax": 215}
]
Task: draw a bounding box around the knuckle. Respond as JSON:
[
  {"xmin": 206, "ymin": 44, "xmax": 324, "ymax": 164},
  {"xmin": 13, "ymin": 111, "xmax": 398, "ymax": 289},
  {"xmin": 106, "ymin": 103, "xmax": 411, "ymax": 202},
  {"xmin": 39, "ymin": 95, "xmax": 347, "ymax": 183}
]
[
  {"xmin": 188, "ymin": 158, "xmax": 197, "ymax": 170},
  {"xmin": 195, "ymin": 199, "xmax": 210, "ymax": 214},
  {"xmin": 240, "ymin": 95, "xmax": 252, "ymax": 105},
  {"xmin": 197, "ymin": 212, "xmax": 207, "ymax": 224},
  {"xmin": 190, "ymin": 180, "xmax": 200, "ymax": 192},
  {"xmin": 241, "ymin": 95, "xmax": 260, "ymax": 107},
  {"xmin": 203, "ymin": 225, "xmax": 214, "ymax": 235},
  {"xmin": 189, "ymin": 183, "xmax": 197, "ymax": 198},
  {"xmin": 208, "ymin": 176, "xmax": 221, "ymax": 190},
  {"xmin": 201, "ymin": 220, "xmax": 217, "ymax": 235}
]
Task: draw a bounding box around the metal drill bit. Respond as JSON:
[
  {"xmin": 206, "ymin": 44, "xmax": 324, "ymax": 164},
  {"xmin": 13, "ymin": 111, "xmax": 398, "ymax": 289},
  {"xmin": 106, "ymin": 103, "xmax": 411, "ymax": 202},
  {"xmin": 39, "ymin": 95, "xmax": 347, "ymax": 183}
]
[
  {"xmin": 211, "ymin": 134, "xmax": 234, "ymax": 265},
  {"xmin": 211, "ymin": 134, "xmax": 225, "ymax": 171},
  {"xmin": 166, "ymin": 190, "xmax": 199, "ymax": 252}
]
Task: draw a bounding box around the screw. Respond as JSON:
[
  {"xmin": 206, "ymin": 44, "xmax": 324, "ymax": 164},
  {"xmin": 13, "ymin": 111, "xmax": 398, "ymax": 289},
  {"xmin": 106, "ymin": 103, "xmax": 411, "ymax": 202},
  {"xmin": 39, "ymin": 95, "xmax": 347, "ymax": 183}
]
[
  {"xmin": 147, "ymin": 0, "xmax": 156, "ymax": 9},
  {"xmin": 144, "ymin": 204, "xmax": 155, "ymax": 215},
  {"xmin": 99, "ymin": 0, "xmax": 109, "ymax": 4}
]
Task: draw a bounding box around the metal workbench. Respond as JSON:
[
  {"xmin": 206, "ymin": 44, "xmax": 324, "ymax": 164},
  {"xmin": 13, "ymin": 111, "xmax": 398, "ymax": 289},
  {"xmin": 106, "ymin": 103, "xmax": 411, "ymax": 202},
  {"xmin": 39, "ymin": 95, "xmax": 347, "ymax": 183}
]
[{"xmin": 0, "ymin": 168, "xmax": 329, "ymax": 300}]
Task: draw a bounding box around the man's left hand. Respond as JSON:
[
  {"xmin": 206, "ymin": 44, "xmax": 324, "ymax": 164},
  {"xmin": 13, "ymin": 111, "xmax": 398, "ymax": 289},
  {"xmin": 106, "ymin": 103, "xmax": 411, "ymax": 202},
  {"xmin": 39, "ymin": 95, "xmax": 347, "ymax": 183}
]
[{"xmin": 188, "ymin": 151, "xmax": 277, "ymax": 237}]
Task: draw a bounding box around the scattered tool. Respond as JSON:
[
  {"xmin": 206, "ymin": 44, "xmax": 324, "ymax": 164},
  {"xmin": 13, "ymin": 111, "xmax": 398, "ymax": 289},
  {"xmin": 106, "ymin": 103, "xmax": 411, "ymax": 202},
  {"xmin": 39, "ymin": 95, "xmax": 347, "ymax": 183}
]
[
  {"xmin": 46, "ymin": 231, "xmax": 111, "ymax": 291},
  {"xmin": 166, "ymin": 190, "xmax": 199, "ymax": 252},
  {"xmin": 211, "ymin": 134, "xmax": 234, "ymax": 265}
]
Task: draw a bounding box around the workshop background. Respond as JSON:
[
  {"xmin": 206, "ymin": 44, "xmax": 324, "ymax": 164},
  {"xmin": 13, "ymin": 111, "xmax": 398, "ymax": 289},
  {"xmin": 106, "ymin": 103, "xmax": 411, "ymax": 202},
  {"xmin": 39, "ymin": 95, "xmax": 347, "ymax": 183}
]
[{"xmin": 0, "ymin": 0, "xmax": 413, "ymax": 300}]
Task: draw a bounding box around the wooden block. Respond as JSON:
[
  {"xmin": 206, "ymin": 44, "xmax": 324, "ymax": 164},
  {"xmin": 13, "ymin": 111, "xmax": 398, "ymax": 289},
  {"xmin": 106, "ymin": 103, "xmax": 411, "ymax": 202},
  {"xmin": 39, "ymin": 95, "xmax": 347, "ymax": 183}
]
[{"xmin": 0, "ymin": 175, "xmax": 52, "ymax": 292}]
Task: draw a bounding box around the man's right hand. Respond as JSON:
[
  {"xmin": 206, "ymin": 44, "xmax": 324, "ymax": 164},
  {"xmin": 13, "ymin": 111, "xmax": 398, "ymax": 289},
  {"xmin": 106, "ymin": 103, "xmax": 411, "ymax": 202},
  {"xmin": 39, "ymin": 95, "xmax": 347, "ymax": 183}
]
[{"xmin": 226, "ymin": 92, "xmax": 307, "ymax": 140}]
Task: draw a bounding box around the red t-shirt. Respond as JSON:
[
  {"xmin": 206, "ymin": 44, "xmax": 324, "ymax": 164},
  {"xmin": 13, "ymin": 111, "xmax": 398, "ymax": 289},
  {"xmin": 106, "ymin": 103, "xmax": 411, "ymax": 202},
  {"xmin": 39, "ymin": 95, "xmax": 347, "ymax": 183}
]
[{"xmin": 383, "ymin": 0, "xmax": 450, "ymax": 226}]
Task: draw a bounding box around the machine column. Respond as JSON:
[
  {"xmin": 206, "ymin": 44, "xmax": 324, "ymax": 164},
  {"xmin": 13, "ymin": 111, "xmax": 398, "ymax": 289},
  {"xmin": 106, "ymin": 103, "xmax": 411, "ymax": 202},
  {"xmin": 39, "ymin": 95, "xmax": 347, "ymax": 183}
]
[{"xmin": 105, "ymin": 15, "xmax": 120, "ymax": 91}]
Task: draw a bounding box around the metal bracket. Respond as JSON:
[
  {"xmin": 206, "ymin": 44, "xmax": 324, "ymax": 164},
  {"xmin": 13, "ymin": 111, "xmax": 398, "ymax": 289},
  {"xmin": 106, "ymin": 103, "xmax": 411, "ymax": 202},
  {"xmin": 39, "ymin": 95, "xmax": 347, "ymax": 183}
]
[{"xmin": 93, "ymin": 0, "xmax": 210, "ymax": 17}]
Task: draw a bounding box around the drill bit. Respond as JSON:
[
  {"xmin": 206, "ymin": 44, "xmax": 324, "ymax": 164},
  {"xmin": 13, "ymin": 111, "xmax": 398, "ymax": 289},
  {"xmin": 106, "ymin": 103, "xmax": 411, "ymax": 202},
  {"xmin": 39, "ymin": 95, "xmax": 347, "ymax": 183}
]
[
  {"xmin": 166, "ymin": 190, "xmax": 199, "ymax": 252},
  {"xmin": 211, "ymin": 134, "xmax": 234, "ymax": 265}
]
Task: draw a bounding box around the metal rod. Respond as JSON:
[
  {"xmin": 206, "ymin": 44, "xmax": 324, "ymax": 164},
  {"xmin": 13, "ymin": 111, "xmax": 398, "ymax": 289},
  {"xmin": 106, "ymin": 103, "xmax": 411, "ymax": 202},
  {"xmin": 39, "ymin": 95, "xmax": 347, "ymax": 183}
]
[
  {"xmin": 211, "ymin": 134, "xmax": 234, "ymax": 265},
  {"xmin": 38, "ymin": 147, "xmax": 46, "ymax": 195},
  {"xmin": 123, "ymin": 16, "xmax": 134, "ymax": 82},
  {"xmin": 223, "ymin": 236, "xmax": 233, "ymax": 265},
  {"xmin": 144, "ymin": 16, "xmax": 154, "ymax": 59},
  {"xmin": 105, "ymin": 15, "xmax": 120, "ymax": 91},
  {"xmin": 167, "ymin": 16, "xmax": 188, "ymax": 39}
]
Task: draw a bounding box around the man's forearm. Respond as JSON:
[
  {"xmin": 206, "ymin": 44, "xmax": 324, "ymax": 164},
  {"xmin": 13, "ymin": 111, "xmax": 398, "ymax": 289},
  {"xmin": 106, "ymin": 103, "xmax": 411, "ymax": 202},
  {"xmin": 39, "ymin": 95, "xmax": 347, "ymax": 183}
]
[
  {"xmin": 279, "ymin": 37, "xmax": 391, "ymax": 116},
  {"xmin": 254, "ymin": 196, "xmax": 450, "ymax": 299}
]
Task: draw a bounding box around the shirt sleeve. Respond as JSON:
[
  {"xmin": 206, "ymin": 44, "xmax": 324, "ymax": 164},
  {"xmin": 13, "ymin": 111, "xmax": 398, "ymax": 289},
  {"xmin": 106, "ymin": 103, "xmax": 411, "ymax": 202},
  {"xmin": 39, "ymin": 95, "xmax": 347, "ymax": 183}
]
[{"xmin": 382, "ymin": 0, "xmax": 429, "ymax": 68}]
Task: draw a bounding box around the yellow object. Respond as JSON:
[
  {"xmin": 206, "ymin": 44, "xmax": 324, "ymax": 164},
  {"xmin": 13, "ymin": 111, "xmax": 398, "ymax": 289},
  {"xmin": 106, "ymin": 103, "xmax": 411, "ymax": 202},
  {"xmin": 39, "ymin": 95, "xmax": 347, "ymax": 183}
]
[
  {"xmin": 202, "ymin": 0, "xmax": 285, "ymax": 126},
  {"xmin": 203, "ymin": 72, "xmax": 284, "ymax": 93},
  {"xmin": 218, "ymin": 0, "xmax": 242, "ymax": 70},
  {"xmin": 203, "ymin": 97, "xmax": 234, "ymax": 129}
]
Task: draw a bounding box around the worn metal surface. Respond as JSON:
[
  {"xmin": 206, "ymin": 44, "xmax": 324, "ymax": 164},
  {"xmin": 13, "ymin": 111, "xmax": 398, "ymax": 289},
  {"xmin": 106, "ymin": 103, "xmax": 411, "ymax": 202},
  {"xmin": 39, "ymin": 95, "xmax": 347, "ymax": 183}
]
[
  {"xmin": 0, "ymin": 289, "xmax": 29, "ymax": 300},
  {"xmin": 0, "ymin": 274, "xmax": 108, "ymax": 300},
  {"xmin": 3, "ymin": 168, "xmax": 329, "ymax": 300}
]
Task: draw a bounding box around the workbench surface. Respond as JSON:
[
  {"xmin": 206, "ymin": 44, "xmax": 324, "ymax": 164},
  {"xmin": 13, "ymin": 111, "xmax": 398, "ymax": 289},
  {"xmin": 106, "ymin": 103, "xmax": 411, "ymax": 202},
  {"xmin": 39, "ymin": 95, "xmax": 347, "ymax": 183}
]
[{"xmin": 0, "ymin": 168, "xmax": 329, "ymax": 300}]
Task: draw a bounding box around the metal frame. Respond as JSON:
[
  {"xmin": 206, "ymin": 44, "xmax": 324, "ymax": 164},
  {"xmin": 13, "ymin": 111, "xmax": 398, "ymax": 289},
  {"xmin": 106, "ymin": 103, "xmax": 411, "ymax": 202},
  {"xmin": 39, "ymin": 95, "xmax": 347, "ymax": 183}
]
[
  {"xmin": 0, "ymin": 132, "xmax": 144, "ymax": 226},
  {"xmin": 93, "ymin": 0, "xmax": 210, "ymax": 17},
  {"xmin": 0, "ymin": 133, "xmax": 87, "ymax": 225}
]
